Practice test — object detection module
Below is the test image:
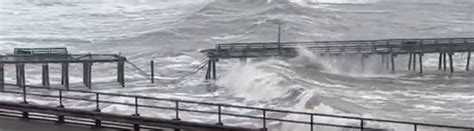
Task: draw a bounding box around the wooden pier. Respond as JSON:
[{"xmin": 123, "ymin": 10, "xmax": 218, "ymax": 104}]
[
  {"xmin": 201, "ymin": 37, "xmax": 474, "ymax": 79},
  {"xmin": 0, "ymin": 48, "xmax": 127, "ymax": 91}
]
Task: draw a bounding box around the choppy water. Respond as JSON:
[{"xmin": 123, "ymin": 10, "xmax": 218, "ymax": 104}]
[{"xmin": 1, "ymin": 0, "xmax": 473, "ymax": 130}]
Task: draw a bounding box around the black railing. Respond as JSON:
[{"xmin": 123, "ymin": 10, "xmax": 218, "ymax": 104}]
[
  {"xmin": 1, "ymin": 83, "xmax": 473, "ymax": 131},
  {"xmin": 214, "ymin": 37, "xmax": 474, "ymax": 52}
]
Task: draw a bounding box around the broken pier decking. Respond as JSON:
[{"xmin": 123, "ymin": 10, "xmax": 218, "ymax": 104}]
[
  {"xmin": 201, "ymin": 37, "xmax": 474, "ymax": 79},
  {"xmin": 0, "ymin": 48, "xmax": 127, "ymax": 90}
]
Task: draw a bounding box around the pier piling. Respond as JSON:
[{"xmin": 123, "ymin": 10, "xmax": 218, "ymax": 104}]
[
  {"xmin": 412, "ymin": 53, "xmax": 417, "ymax": 71},
  {"xmin": 117, "ymin": 58, "xmax": 125, "ymax": 87},
  {"xmin": 408, "ymin": 53, "xmax": 412, "ymax": 71},
  {"xmin": 449, "ymin": 53, "xmax": 454, "ymax": 73},
  {"xmin": 61, "ymin": 63, "xmax": 69, "ymax": 90},
  {"xmin": 419, "ymin": 53, "xmax": 423, "ymax": 75},
  {"xmin": 467, "ymin": 50, "xmax": 471, "ymax": 71},
  {"xmin": 391, "ymin": 54, "xmax": 396, "ymax": 73},
  {"xmin": 443, "ymin": 53, "xmax": 447, "ymax": 72},
  {"xmin": 83, "ymin": 62, "xmax": 92, "ymax": 89},
  {"xmin": 438, "ymin": 52, "xmax": 442, "ymax": 70},
  {"xmin": 205, "ymin": 60, "xmax": 211, "ymax": 80},
  {"xmin": 42, "ymin": 63, "xmax": 50, "ymax": 87},
  {"xmin": 212, "ymin": 59, "xmax": 217, "ymax": 80}
]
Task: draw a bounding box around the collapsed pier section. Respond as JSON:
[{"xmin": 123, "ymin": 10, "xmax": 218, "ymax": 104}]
[{"xmin": 0, "ymin": 48, "xmax": 127, "ymax": 90}]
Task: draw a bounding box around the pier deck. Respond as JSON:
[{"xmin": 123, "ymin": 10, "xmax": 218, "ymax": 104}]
[
  {"xmin": 202, "ymin": 37, "xmax": 474, "ymax": 58},
  {"xmin": 201, "ymin": 37, "xmax": 474, "ymax": 79},
  {"xmin": 0, "ymin": 49, "xmax": 127, "ymax": 90}
]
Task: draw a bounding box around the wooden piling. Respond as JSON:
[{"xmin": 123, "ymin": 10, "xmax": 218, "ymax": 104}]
[
  {"xmin": 438, "ymin": 52, "xmax": 442, "ymax": 70},
  {"xmin": 205, "ymin": 60, "xmax": 211, "ymax": 80},
  {"xmin": 83, "ymin": 62, "xmax": 92, "ymax": 89},
  {"xmin": 419, "ymin": 53, "xmax": 423, "ymax": 75},
  {"xmin": 61, "ymin": 63, "xmax": 69, "ymax": 90},
  {"xmin": 117, "ymin": 58, "xmax": 125, "ymax": 87},
  {"xmin": 0, "ymin": 64, "xmax": 4, "ymax": 91},
  {"xmin": 443, "ymin": 53, "xmax": 447, "ymax": 72},
  {"xmin": 449, "ymin": 53, "xmax": 454, "ymax": 73},
  {"xmin": 412, "ymin": 53, "xmax": 416, "ymax": 71},
  {"xmin": 467, "ymin": 50, "xmax": 471, "ymax": 71},
  {"xmin": 16, "ymin": 64, "xmax": 21, "ymax": 86},
  {"xmin": 408, "ymin": 53, "xmax": 412, "ymax": 71},
  {"xmin": 391, "ymin": 54, "xmax": 395, "ymax": 73},
  {"xmin": 212, "ymin": 59, "xmax": 217, "ymax": 80},
  {"xmin": 150, "ymin": 60, "xmax": 154, "ymax": 83},
  {"xmin": 42, "ymin": 63, "xmax": 50, "ymax": 87},
  {"xmin": 18, "ymin": 64, "xmax": 25, "ymax": 88}
]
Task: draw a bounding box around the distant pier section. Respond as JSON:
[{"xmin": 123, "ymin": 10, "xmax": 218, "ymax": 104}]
[
  {"xmin": 201, "ymin": 37, "xmax": 474, "ymax": 79},
  {"xmin": 0, "ymin": 47, "xmax": 127, "ymax": 90}
]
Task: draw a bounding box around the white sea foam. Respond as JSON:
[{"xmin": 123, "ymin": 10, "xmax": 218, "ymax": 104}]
[{"xmin": 217, "ymin": 61, "xmax": 291, "ymax": 101}]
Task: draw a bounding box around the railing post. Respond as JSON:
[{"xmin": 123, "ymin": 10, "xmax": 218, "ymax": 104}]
[
  {"xmin": 56, "ymin": 90, "xmax": 65, "ymax": 124},
  {"xmin": 262, "ymin": 109, "xmax": 267, "ymax": 130},
  {"xmin": 134, "ymin": 96, "xmax": 140, "ymax": 116},
  {"xmin": 94, "ymin": 93, "xmax": 101, "ymax": 128},
  {"xmin": 22, "ymin": 84, "xmax": 27, "ymax": 104},
  {"xmin": 360, "ymin": 119, "xmax": 364, "ymax": 131},
  {"xmin": 175, "ymin": 101, "xmax": 180, "ymax": 121},
  {"xmin": 95, "ymin": 93, "xmax": 100, "ymax": 112},
  {"xmin": 217, "ymin": 105, "xmax": 223, "ymax": 125},
  {"xmin": 58, "ymin": 90, "xmax": 64, "ymax": 108},
  {"xmin": 414, "ymin": 124, "xmax": 417, "ymax": 131},
  {"xmin": 310, "ymin": 114, "xmax": 314, "ymax": 131}
]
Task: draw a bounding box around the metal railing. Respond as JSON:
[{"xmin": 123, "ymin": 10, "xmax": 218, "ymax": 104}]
[
  {"xmin": 214, "ymin": 37, "xmax": 474, "ymax": 53},
  {"xmin": 1, "ymin": 84, "xmax": 473, "ymax": 131}
]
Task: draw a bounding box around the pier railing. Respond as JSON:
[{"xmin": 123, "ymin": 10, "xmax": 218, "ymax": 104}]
[
  {"xmin": 212, "ymin": 37, "xmax": 474, "ymax": 55},
  {"xmin": 1, "ymin": 84, "xmax": 473, "ymax": 131}
]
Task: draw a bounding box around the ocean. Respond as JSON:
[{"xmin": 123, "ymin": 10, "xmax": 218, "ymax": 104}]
[{"xmin": 0, "ymin": 0, "xmax": 473, "ymax": 130}]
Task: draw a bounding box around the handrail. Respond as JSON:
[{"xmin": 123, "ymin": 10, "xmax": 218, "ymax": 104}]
[
  {"xmin": 1, "ymin": 83, "xmax": 473, "ymax": 131},
  {"xmin": 214, "ymin": 37, "xmax": 474, "ymax": 51}
]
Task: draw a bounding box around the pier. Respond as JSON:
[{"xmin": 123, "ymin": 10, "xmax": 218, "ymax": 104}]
[
  {"xmin": 201, "ymin": 37, "xmax": 474, "ymax": 79},
  {"xmin": 0, "ymin": 48, "xmax": 127, "ymax": 90}
]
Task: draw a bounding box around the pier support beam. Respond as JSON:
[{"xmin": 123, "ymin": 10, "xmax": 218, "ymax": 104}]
[
  {"xmin": 42, "ymin": 63, "xmax": 50, "ymax": 87},
  {"xmin": 16, "ymin": 64, "xmax": 25, "ymax": 88},
  {"xmin": 205, "ymin": 60, "xmax": 212, "ymax": 80},
  {"xmin": 443, "ymin": 53, "xmax": 447, "ymax": 72},
  {"xmin": 391, "ymin": 54, "xmax": 396, "ymax": 73},
  {"xmin": 408, "ymin": 53, "xmax": 412, "ymax": 71},
  {"xmin": 61, "ymin": 63, "xmax": 69, "ymax": 90},
  {"xmin": 83, "ymin": 62, "xmax": 92, "ymax": 89},
  {"xmin": 117, "ymin": 58, "xmax": 125, "ymax": 87},
  {"xmin": 0, "ymin": 64, "xmax": 4, "ymax": 91},
  {"xmin": 438, "ymin": 52, "xmax": 442, "ymax": 70},
  {"xmin": 412, "ymin": 53, "xmax": 417, "ymax": 71},
  {"xmin": 212, "ymin": 59, "xmax": 217, "ymax": 80},
  {"xmin": 449, "ymin": 53, "xmax": 454, "ymax": 73},
  {"xmin": 205, "ymin": 59, "xmax": 218, "ymax": 80},
  {"xmin": 419, "ymin": 53, "xmax": 423, "ymax": 75},
  {"xmin": 467, "ymin": 50, "xmax": 471, "ymax": 71}
]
